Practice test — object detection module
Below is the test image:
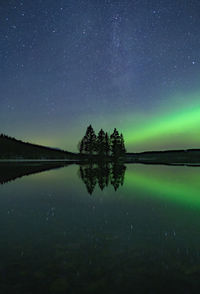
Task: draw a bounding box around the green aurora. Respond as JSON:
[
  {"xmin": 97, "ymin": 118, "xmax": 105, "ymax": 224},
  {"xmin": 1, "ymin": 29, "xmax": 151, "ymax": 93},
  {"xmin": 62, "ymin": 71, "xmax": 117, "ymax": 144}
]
[
  {"xmin": 125, "ymin": 165, "xmax": 200, "ymax": 209},
  {"xmin": 9, "ymin": 92, "xmax": 200, "ymax": 153},
  {"xmin": 123, "ymin": 91, "xmax": 200, "ymax": 151}
]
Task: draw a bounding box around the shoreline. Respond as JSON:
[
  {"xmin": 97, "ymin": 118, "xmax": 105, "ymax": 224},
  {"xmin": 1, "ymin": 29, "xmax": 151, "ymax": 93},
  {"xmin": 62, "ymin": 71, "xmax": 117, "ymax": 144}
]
[
  {"xmin": 1, "ymin": 149, "xmax": 200, "ymax": 166},
  {"xmin": 0, "ymin": 159, "xmax": 79, "ymax": 162}
]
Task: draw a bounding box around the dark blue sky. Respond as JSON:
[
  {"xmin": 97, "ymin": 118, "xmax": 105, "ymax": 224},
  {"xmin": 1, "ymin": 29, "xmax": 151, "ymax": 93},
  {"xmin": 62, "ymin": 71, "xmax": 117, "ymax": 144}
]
[{"xmin": 1, "ymin": 0, "xmax": 200, "ymax": 151}]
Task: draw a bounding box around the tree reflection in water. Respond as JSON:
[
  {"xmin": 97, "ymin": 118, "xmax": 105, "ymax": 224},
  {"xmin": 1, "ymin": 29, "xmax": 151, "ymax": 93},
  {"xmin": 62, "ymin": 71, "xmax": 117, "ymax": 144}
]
[{"xmin": 79, "ymin": 162, "xmax": 126, "ymax": 194}]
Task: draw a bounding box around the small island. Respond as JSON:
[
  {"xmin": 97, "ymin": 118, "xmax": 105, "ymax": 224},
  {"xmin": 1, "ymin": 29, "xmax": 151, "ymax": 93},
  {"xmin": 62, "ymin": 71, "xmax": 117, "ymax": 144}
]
[{"xmin": 1, "ymin": 126, "xmax": 200, "ymax": 165}]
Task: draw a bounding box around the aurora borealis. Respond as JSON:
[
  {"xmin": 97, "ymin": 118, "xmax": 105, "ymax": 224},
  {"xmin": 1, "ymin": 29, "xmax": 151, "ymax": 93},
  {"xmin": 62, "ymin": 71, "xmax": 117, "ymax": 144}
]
[
  {"xmin": 1, "ymin": 0, "xmax": 200, "ymax": 152},
  {"xmin": 125, "ymin": 91, "xmax": 200, "ymax": 151},
  {"xmin": 125, "ymin": 165, "xmax": 200, "ymax": 209}
]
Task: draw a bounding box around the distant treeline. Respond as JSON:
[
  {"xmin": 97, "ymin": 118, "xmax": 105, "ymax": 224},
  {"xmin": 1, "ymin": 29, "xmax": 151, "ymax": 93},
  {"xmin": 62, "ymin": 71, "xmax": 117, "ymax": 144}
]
[
  {"xmin": 0, "ymin": 128, "xmax": 126, "ymax": 161},
  {"xmin": 0, "ymin": 134, "xmax": 76, "ymax": 159},
  {"xmin": 78, "ymin": 125, "xmax": 126, "ymax": 158}
]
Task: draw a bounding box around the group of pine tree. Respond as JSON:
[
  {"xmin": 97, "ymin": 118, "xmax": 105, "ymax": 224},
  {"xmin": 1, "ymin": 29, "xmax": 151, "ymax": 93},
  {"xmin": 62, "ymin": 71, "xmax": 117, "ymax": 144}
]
[{"xmin": 78, "ymin": 125, "xmax": 126, "ymax": 158}]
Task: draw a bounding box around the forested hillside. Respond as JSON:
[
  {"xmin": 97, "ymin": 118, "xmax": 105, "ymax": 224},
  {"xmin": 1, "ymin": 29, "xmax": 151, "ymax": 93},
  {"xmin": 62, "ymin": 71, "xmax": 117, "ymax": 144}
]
[{"xmin": 0, "ymin": 134, "xmax": 76, "ymax": 159}]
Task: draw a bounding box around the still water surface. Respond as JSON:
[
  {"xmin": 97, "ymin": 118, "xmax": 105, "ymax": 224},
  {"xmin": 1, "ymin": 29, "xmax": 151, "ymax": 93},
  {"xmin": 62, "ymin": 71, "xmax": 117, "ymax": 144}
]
[{"xmin": 1, "ymin": 163, "xmax": 200, "ymax": 293}]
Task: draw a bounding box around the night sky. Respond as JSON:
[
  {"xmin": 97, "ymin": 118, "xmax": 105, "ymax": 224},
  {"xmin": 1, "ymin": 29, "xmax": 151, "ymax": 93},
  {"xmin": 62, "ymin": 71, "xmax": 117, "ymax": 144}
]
[{"xmin": 1, "ymin": 0, "xmax": 200, "ymax": 152}]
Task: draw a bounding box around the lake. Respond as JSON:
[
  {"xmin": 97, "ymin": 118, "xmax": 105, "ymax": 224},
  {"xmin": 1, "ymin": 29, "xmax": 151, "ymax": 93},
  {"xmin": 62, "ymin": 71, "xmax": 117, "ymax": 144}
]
[{"xmin": 1, "ymin": 163, "xmax": 200, "ymax": 293}]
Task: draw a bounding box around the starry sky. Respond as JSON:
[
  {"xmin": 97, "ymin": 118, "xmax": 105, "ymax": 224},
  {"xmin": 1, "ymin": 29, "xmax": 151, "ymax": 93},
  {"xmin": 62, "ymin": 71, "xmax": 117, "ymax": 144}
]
[{"xmin": 1, "ymin": 0, "xmax": 200, "ymax": 152}]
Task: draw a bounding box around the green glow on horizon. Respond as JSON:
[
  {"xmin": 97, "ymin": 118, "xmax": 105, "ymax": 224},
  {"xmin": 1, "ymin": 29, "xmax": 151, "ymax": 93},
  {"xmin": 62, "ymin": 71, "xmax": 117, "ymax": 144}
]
[
  {"xmin": 125, "ymin": 106, "xmax": 200, "ymax": 145},
  {"xmin": 12, "ymin": 91, "xmax": 200, "ymax": 152},
  {"xmin": 125, "ymin": 166, "xmax": 200, "ymax": 209},
  {"xmin": 124, "ymin": 92, "xmax": 200, "ymax": 148}
]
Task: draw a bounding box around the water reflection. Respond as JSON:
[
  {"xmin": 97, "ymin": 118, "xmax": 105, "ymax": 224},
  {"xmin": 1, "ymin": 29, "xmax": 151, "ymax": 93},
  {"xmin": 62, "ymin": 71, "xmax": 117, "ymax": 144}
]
[
  {"xmin": 0, "ymin": 163, "xmax": 66, "ymax": 184},
  {"xmin": 0, "ymin": 162, "xmax": 127, "ymax": 194},
  {"xmin": 1, "ymin": 163, "xmax": 200, "ymax": 292},
  {"xmin": 79, "ymin": 162, "xmax": 126, "ymax": 194}
]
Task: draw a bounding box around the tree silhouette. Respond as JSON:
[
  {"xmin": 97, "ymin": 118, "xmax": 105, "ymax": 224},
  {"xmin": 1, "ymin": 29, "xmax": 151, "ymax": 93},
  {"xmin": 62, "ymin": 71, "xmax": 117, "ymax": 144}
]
[
  {"xmin": 110, "ymin": 128, "xmax": 121, "ymax": 158},
  {"xmin": 97, "ymin": 129, "xmax": 106, "ymax": 156},
  {"xmin": 105, "ymin": 132, "xmax": 110, "ymax": 156},
  {"xmin": 79, "ymin": 125, "xmax": 97, "ymax": 155},
  {"xmin": 78, "ymin": 126, "xmax": 126, "ymax": 159},
  {"xmin": 120, "ymin": 133, "xmax": 126, "ymax": 155},
  {"xmin": 0, "ymin": 134, "xmax": 74, "ymax": 160},
  {"xmin": 78, "ymin": 138, "xmax": 85, "ymax": 154}
]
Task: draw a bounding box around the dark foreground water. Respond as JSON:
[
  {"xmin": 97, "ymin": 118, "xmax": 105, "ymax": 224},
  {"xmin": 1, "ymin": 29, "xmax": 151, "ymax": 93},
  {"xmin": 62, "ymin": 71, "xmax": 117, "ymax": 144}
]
[{"xmin": 1, "ymin": 163, "xmax": 200, "ymax": 293}]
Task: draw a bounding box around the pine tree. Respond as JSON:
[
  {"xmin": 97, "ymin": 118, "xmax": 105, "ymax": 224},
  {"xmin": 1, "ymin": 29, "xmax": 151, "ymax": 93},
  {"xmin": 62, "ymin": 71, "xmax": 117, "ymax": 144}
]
[
  {"xmin": 119, "ymin": 133, "xmax": 126, "ymax": 156},
  {"xmin": 78, "ymin": 138, "xmax": 85, "ymax": 154},
  {"xmin": 110, "ymin": 128, "xmax": 121, "ymax": 158},
  {"xmin": 97, "ymin": 129, "xmax": 106, "ymax": 156},
  {"xmin": 84, "ymin": 125, "xmax": 97, "ymax": 155},
  {"xmin": 78, "ymin": 126, "xmax": 125, "ymax": 159},
  {"xmin": 105, "ymin": 132, "xmax": 110, "ymax": 156}
]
